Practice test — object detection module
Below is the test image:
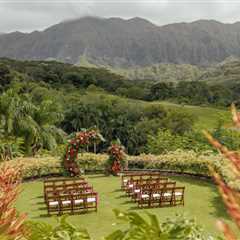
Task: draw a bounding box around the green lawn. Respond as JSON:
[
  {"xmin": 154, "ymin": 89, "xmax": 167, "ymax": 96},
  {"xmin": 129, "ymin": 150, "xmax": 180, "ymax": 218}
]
[
  {"xmin": 157, "ymin": 101, "xmax": 231, "ymax": 130},
  {"xmin": 16, "ymin": 175, "xmax": 235, "ymax": 239}
]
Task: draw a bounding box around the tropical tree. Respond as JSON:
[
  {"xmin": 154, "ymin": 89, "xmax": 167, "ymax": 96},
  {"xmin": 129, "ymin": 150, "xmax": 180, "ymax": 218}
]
[
  {"xmin": 0, "ymin": 88, "xmax": 65, "ymax": 156},
  {"xmin": 29, "ymin": 99, "xmax": 65, "ymax": 155}
]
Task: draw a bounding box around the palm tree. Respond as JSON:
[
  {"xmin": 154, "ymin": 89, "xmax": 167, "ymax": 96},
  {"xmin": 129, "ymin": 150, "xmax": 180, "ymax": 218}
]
[
  {"xmin": 0, "ymin": 89, "xmax": 36, "ymax": 137},
  {"xmin": 31, "ymin": 99, "xmax": 65, "ymax": 155},
  {"xmin": 0, "ymin": 88, "xmax": 65, "ymax": 156}
]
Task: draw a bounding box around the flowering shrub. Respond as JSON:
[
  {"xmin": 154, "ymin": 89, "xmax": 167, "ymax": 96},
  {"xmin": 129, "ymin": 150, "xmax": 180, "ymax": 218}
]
[
  {"xmin": 0, "ymin": 151, "xmax": 238, "ymax": 192},
  {"xmin": 74, "ymin": 151, "xmax": 216, "ymax": 175},
  {"xmin": 76, "ymin": 151, "xmax": 240, "ymax": 191},
  {"xmin": 0, "ymin": 157, "xmax": 62, "ymax": 179},
  {"xmin": 204, "ymin": 104, "xmax": 240, "ymax": 239},
  {"xmin": 0, "ymin": 164, "xmax": 27, "ymax": 239},
  {"xmin": 76, "ymin": 153, "xmax": 108, "ymax": 171},
  {"xmin": 127, "ymin": 150, "xmax": 214, "ymax": 175},
  {"xmin": 106, "ymin": 143, "xmax": 126, "ymax": 175}
]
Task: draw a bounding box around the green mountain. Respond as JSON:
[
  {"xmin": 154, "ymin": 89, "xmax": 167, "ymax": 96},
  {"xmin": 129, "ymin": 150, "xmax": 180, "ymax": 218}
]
[
  {"xmin": 1, "ymin": 17, "xmax": 240, "ymax": 67},
  {"xmin": 109, "ymin": 63, "xmax": 203, "ymax": 82},
  {"xmin": 198, "ymin": 56, "xmax": 240, "ymax": 85},
  {"xmin": 103, "ymin": 56, "xmax": 240, "ymax": 85}
]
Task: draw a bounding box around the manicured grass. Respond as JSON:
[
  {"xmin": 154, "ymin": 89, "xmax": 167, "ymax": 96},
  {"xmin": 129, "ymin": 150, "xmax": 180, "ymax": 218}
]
[
  {"xmin": 157, "ymin": 101, "xmax": 231, "ymax": 130},
  {"xmin": 16, "ymin": 175, "xmax": 235, "ymax": 239}
]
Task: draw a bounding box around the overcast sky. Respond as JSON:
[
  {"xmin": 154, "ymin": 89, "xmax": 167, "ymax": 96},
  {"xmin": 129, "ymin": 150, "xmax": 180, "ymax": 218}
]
[{"xmin": 1, "ymin": 0, "xmax": 240, "ymax": 33}]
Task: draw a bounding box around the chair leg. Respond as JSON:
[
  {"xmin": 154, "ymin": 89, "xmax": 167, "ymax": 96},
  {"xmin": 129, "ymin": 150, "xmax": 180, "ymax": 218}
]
[
  {"xmin": 71, "ymin": 203, "xmax": 74, "ymax": 214},
  {"xmin": 148, "ymin": 199, "xmax": 151, "ymax": 208},
  {"xmin": 58, "ymin": 206, "xmax": 62, "ymax": 216},
  {"xmin": 47, "ymin": 207, "xmax": 50, "ymax": 216},
  {"xmin": 172, "ymin": 196, "xmax": 176, "ymax": 206}
]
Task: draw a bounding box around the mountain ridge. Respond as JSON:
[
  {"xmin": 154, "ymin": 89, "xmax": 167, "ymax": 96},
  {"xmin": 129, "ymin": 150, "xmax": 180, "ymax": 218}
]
[{"xmin": 1, "ymin": 16, "xmax": 240, "ymax": 67}]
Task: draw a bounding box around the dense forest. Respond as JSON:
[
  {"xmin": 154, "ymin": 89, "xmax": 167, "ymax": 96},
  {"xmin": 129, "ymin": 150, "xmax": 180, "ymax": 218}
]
[
  {"xmin": 0, "ymin": 58, "xmax": 240, "ymax": 158},
  {"xmin": 2, "ymin": 58, "xmax": 240, "ymax": 106}
]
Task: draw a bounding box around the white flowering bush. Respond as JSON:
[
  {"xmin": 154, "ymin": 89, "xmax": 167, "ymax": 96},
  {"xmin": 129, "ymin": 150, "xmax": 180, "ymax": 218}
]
[
  {"xmin": 76, "ymin": 153, "xmax": 108, "ymax": 171},
  {"xmin": 0, "ymin": 157, "xmax": 62, "ymax": 179},
  {"xmin": 0, "ymin": 151, "xmax": 237, "ymax": 191}
]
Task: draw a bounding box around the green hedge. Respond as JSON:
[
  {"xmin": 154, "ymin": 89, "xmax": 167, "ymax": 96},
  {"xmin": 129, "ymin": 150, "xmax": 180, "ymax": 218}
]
[
  {"xmin": 77, "ymin": 153, "xmax": 108, "ymax": 171},
  {"xmin": 76, "ymin": 151, "xmax": 239, "ymax": 190},
  {"xmin": 76, "ymin": 151, "xmax": 215, "ymax": 176},
  {"xmin": 1, "ymin": 151, "xmax": 238, "ymax": 190},
  {"xmin": 0, "ymin": 157, "xmax": 63, "ymax": 179}
]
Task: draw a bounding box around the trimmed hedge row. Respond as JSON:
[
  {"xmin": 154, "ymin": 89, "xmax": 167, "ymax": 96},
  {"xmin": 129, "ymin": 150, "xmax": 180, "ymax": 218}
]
[
  {"xmin": 75, "ymin": 151, "xmax": 217, "ymax": 176},
  {"xmin": 0, "ymin": 157, "xmax": 63, "ymax": 179},
  {"xmin": 74, "ymin": 151, "xmax": 239, "ymax": 190},
  {"xmin": 0, "ymin": 151, "xmax": 238, "ymax": 190}
]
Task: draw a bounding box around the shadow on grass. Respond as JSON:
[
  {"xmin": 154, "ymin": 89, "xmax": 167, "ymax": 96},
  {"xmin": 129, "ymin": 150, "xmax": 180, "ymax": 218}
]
[
  {"xmin": 128, "ymin": 206, "xmax": 140, "ymax": 210},
  {"xmin": 170, "ymin": 176, "xmax": 213, "ymax": 187},
  {"xmin": 33, "ymin": 210, "xmax": 98, "ymax": 219},
  {"xmin": 209, "ymin": 194, "xmax": 230, "ymax": 220},
  {"xmin": 120, "ymin": 200, "xmax": 134, "ymax": 205},
  {"xmin": 115, "ymin": 194, "xmax": 127, "ymax": 199},
  {"xmin": 34, "ymin": 201, "xmax": 45, "ymax": 205},
  {"xmin": 32, "ymin": 195, "xmax": 43, "ymax": 199},
  {"xmin": 38, "ymin": 206, "xmax": 48, "ymax": 211},
  {"xmin": 173, "ymin": 176, "xmax": 230, "ymax": 220},
  {"xmin": 87, "ymin": 175, "xmax": 108, "ymax": 179},
  {"xmin": 129, "ymin": 204, "xmax": 184, "ymax": 211},
  {"xmin": 33, "ymin": 214, "xmax": 50, "ymax": 219},
  {"xmin": 111, "ymin": 189, "xmax": 122, "ymax": 193},
  {"xmin": 32, "ymin": 196, "xmax": 43, "ymax": 199}
]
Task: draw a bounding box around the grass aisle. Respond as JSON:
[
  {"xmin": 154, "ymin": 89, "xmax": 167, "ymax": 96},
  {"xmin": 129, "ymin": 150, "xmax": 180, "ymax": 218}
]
[{"xmin": 16, "ymin": 175, "xmax": 236, "ymax": 239}]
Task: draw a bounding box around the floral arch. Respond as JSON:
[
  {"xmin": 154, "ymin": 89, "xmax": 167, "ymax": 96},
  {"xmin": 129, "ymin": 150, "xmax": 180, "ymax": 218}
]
[{"xmin": 63, "ymin": 128, "xmax": 104, "ymax": 176}]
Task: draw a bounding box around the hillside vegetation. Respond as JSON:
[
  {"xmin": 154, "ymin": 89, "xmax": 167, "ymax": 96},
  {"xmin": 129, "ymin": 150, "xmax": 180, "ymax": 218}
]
[
  {"xmin": 107, "ymin": 56, "xmax": 240, "ymax": 85},
  {"xmin": 110, "ymin": 63, "xmax": 203, "ymax": 82},
  {"xmin": 0, "ymin": 58, "xmax": 239, "ymax": 159}
]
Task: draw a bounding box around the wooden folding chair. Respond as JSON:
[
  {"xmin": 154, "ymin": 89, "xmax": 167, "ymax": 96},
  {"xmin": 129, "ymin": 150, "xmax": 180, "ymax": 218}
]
[
  {"xmin": 137, "ymin": 184, "xmax": 153, "ymax": 208},
  {"xmin": 173, "ymin": 187, "xmax": 185, "ymax": 206},
  {"xmin": 72, "ymin": 193, "xmax": 85, "ymax": 214},
  {"xmin": 160, "ymin": 187, "xmax": 175, "ymax": 207},
  {"xmin": 84, "ymin": 192, "xmax": 98, "ymax": 212},
  {"xmin": 46, "ymin": 192, "xmax": 61, "ymax": 216},
  {"xmin": 149, "ymin": 185, "xmax": 164, "ymax": 207},
  {"xmin": 58, "ymin": 193, "xmax": 73, "ymax": 215},
  {"xmin": 148, "ymin": 181, "xmax": 174, "ymax": 207}
]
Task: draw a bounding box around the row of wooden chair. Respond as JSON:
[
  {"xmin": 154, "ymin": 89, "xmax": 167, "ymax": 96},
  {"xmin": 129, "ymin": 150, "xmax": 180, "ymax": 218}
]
[
  {"xmin": 44, "ymin": 177, "xmax": 98, "ymax": 215},
  {"xmin": 44, "ymin": 177, "xmax": 86, "ymax": 191},
  {"xmin": 121, "ymin": 172, "xmax": 163, "ymax": 190},
  {"xmin": 44, "ymin": 179, "xmax": 88, "ymax": 201},
  {"xmin": 125, "ymin": 177, "xmax": 168, "ymax": 196},
  {"xmin": 122, "ymin": 174, "xmax": 185, "ymax": 208}
]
